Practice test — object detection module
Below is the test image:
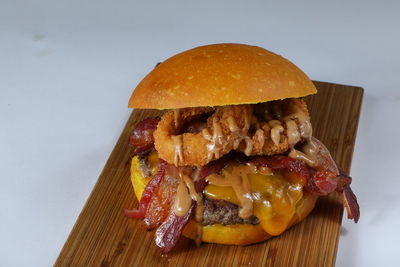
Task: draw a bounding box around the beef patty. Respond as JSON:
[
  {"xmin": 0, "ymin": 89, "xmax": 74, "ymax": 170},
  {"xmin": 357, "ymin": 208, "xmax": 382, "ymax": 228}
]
[{"xmin": 202, "ymin": 197, "xmax": 259, "ymax": 226}]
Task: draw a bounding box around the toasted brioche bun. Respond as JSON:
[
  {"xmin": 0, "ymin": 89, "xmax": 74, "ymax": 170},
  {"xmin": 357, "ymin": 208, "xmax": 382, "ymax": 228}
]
[
  {"xmin": 129, "ymin": 43, "xmax": 316, "ymax": 109},
  {"xmin": 130, "ymin": 156, "xmax": 318, "ymax": 245}
]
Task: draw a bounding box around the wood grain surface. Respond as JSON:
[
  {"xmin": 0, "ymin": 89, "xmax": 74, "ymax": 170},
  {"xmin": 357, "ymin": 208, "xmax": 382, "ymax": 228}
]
[{"xmin": 55, "ymin": 81, "xmax": 363, "ymax": 267}]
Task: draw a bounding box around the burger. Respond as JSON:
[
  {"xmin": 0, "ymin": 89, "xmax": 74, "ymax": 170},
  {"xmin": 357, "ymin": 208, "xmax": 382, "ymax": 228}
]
[{"xmin": 125, "ymin": 43, "xmax": 359, "ymax": 253}]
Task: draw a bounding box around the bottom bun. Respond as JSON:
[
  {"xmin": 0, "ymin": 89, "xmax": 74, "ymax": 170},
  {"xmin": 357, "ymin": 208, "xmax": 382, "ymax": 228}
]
[
  {"xmin": 183, "ymin": 220, "xmax": 271, "ymax": 245},
  {"xmin": 182, "ymin": 193, "xmax": 317, "ymax": 245},
  {"xmin": 130, "ymin": 156, "xmax": 318, "ymax": 245}
]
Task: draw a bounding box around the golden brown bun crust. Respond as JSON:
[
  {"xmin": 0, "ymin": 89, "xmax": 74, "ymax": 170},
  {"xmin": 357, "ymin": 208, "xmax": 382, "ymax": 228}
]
[{"xmin": 129, "ymin": 43, "xmax": 317, "ymax": 109}]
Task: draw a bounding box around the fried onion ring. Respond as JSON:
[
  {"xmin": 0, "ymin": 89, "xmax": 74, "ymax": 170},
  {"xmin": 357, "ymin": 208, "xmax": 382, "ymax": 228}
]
[{"xmin": 154, "ymin": 99, "xmax": 311, "ymax": 166}]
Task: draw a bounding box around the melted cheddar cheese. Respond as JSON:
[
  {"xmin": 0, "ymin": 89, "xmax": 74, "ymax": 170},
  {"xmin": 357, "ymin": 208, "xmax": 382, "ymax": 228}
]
[
  {"xmin": 130, "ymin": 152, "xmax": 159, "ymax": 199},
  {"xmin": 204, "ymin": 166, "xmax": 303, "ymax": 236}
]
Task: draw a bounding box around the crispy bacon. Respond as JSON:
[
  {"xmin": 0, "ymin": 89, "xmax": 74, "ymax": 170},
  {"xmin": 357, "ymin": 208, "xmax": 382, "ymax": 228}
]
[
  {"xmin": 336, "ymin": 167, "xmax": 360, "ymax": 223},
  {"xmin": 155, "ymin": 205, "xmax": 194, "ymax": 253},
  {"xmin": 124, "ymin": 160, "xmax": 167, "ymax": 219},
  {"xmin": 129, "ymin": 117, "xmax": 160, "ymax": 154},
  {"xmin": 304, "ymin": 171, "xmax": 338, "ymax": 195},
  {"xmin": 311, "ymin": 137, "xmax": 339, "ymax": 175},
  {"xmin": 305, "ymin": 165, "xmax": 359, "ymax": 222},
  {"xmin": 335, "ymin": 167, "xmax": 352, "ymax": 192},
  {"xmin": 251, "ymin": 155, "xmax": 310, "ymax": 184},
  {"xmin": 154, "ymin": 168, "xmax": 209, "ymax": 253},
  {"xmin": 144, "ymin": 165, "xmax": 181, "ymax": 229},
  {"xmin": 194, "ymin": 153, "xmax": 233, "ymax": 192},
  {"xmin": 198, "ymin": 153, "xmax": 232, "ymax": 180},
  {"xmin": 342, "ymin": 185, "xmax": 360, "ymax": 223}
]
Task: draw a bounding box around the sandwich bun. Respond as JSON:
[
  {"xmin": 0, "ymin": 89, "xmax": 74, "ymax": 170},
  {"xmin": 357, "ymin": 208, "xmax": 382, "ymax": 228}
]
[
  {"xmin": 128, "ymin": 43, "xmax": 319, "ymax": 246},
  {"xmin": 129, "ymin": 43, "xmax": 316, "ymax": 110}
]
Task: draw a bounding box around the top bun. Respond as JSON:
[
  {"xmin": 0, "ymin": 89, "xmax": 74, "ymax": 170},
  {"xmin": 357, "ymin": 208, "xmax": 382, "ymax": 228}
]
[{"xmin": 129, "ymin": 43, "xmax": 316, "ymax": 109}]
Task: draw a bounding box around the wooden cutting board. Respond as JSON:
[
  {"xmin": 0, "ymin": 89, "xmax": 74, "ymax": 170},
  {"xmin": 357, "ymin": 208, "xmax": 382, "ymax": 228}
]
[{"xmin": 55, "ymin": 81, "xmax": 363, "ymax": 267}]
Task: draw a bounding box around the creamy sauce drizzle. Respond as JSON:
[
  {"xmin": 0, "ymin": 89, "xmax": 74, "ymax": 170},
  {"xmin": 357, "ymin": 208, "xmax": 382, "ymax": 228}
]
[
  {"xmin": 172, "ymin": 178, "xmax": 192, "ymax": 217},
  {"xmin": 288, "ymin": 148, "xmax": 317, "ymax": 167},
  {"xmin": 285, "ymin": 119, "xmax": 300, "ymax": 147},
  {"xmin": 206, "ymin": 164, "xmax": 257, "ymax": 219},
  {"xmin": 171, "ymin": 135, "xmax": 183, "ymax": 166},
  {"xmin": 172, "ymin": 172, "xmax": 204, "ymax": 221},
  {"xmin": 283, "ymin": 104, "xmax": 320, "ymax": 167},
  {"xmin": 203, "ymin": 118, "xmax": 225, "ymax": 161},
  {"xmin": 171, "ymin": 169, "xmax": 205, "ymax": 243},
  {"xmin": 243, "ymin": 136, "xmax": 253, "ymax": 156},
  {"xmin": 227, "ymin": 116, "xmax": 242, "ymax": 149},
  {"xmin": 227, "ymin": 116, "xmax": 240, "ymax": 132},
  {"xmin": 182, "ymin": 174, "xmax": 203, "ymax": 222},
  {"xmin": 255, "ymin": 129, "xmax": 265, "ymax": 150},
  {"xmin": 269, "ymin": 120, "xmax": 284, "ymax": 146},
  {"xmin": 288, "ymin": 136, "xmax": 320, "ymax": 167},
  {"xmin": 302, "ymin": 138, "xmax": 319, "ymax": 156},
  {"xmin": 211, "ymin": 117, "xmax": 224, "ymax": 157}
]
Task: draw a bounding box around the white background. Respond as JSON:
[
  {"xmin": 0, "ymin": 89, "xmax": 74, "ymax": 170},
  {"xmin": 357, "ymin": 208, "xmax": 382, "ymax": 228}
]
[{"xmin": 1, "ymin": 0, "xmax": 399, "ymax": 266}]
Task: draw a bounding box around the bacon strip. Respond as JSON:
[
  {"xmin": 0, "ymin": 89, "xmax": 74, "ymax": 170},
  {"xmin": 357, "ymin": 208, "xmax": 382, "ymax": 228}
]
[
  {"xmin": 129, "ymin": 117, "xmax": 160, "ymax": 155},
  {"xmin": 155, "ymin": 205, "xmax": 194, "ymax": 253},
  {"xmin": 336, "ymin": 167, "xmax": 360, "ymax": 223},
  {"xmin": 251, "ymin": 155, "xmax": 310, "ymax": 184},
  {"xmin": 335, "ymin": 167, "xmax": 352, "ymax": 192},
  {"xmin": 305, "ymin": 165, "xmax": 360, "ymax": 222},
  {"xmin": 192, "ymin": 153, "xmax": 233, "ymax": 192},
  {"xmin": 198, "ymin": 153, "xmax": 232, "ymax": 179},
  {"xmin": 342, "ymin": 185, "xmax": 360, "ymax": 223},
  {"xmin": 124, "ymin": 160, "xmax": 167, "ymax": 219},
  {"xmin": 304, "ymin": 171, "xmax": 338, "ymax": 195},
  {"xmin": 155, "ymin": 167, "xmax": 209, "ymax": 253},
  {"xmin": 144, "ymin": 165, "xmax": 180, "ymax": 229}
]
